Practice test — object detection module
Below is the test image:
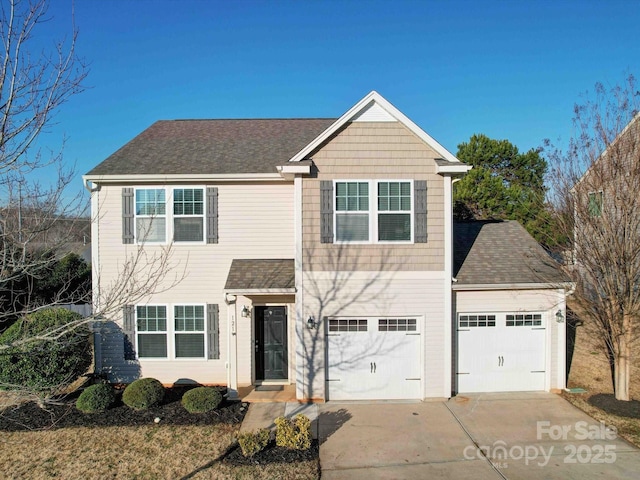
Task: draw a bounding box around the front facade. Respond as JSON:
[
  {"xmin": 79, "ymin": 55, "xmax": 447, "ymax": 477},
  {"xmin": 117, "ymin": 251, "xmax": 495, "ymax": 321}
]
[{"xmin": 85, "ymin": 92, "xmax": 568, "ymax": 400}]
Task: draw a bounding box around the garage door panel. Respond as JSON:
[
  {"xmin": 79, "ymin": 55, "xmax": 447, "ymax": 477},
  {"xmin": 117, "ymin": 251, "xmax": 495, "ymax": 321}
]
[
  {"xmin": 457, "ymin": 313, "xmax": 546, "ymax": 393},
  {"xmin": 327, "ymin": 317, "xmax": 422, "ymax": 400}
]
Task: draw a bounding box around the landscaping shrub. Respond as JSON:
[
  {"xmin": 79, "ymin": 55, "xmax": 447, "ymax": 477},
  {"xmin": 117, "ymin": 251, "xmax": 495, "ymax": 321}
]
[
  {"xmin": 181, "ymin": 386, "xmax": 222, "ymax": 413},
  {"xmin": 237, "ymin": 428, "xmax": 271, "ymax": 457},
  {"xmin": 122, "ymin": 378, "xmax": 165, "ymax": 410},
  {"xmin": 274, "ymin": 414, "xmax": 312, "ymax": 450},
  {"xmin": 0, "ymin": 308, "xmax": 91, "ymax": 394},
  {"xmin": 76, "ymin": 383, "xmax": 116, "ymax": 413}
]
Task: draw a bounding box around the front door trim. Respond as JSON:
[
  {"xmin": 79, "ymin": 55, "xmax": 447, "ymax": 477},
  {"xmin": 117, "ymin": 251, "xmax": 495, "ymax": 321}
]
[{"xmin": 254, "ymin": 305, "xmax": 288, "ymax": 381}]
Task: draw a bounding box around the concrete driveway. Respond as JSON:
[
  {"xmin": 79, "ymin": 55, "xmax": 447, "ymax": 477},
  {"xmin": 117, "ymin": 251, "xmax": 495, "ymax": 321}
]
[{"xmin": 318, "ymin": 392, "xmax": 640, "ymax": 479}]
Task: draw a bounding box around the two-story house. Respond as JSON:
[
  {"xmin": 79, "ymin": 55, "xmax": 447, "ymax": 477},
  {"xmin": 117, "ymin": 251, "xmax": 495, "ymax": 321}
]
[{"xmin": 84, "ymin": 91, "xmax": 569, "ymax": 401}]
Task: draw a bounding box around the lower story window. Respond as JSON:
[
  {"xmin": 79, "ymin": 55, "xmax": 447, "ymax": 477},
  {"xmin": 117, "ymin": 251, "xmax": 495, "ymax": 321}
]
[
  {"xmin": 136, "ymin": 305, "xmax": 168, "ymax": 358},
  {"xmin": 175, "ymin": 305, "xmax": 205, "ymax": 358}
]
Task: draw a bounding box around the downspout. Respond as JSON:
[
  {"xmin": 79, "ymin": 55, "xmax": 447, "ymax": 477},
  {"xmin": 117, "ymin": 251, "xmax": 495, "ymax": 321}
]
[
  {"xmin": 83, "ymin": 179, "xmax": 102, "ymax": 375},
  {"xmin": 443, "ymin": 175, "xmax": 455, "ymax": 398}
]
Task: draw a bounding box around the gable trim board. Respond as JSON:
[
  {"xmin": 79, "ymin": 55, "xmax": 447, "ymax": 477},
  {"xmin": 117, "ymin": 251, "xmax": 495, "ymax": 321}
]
[
  {"xmin": 288, "ymin": 91, "xmax": 463, "ymax": 164},
  {"xmin": 85, "ymin": 91, "xmax": 567, "ymax": 400}
]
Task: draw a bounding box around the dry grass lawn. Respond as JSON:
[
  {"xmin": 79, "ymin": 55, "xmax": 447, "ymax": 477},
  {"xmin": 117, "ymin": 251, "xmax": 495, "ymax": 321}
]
[
  {"xmin": 0, "ymin": 417, "xmax": 318, "ymax": 479},
  {"xmin": 564, "ymin": 314, "xmax": 640, "ymax": 448}
]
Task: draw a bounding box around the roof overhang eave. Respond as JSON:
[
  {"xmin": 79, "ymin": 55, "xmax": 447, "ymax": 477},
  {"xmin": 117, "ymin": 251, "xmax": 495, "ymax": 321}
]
[
  {"xmin": 452, "ymin": 281, "xmax": 574, "ymax": 291},
  {"xmin": 437, "ymin": 164, "xmax": 472, "ymax": 175},
  {"xmin": 82, "ymin": 173, "xmax": 286, "ymax": 185},
  {"xmin": 224, "ymin": 288, "xmax": 296, "ymax": 295}
]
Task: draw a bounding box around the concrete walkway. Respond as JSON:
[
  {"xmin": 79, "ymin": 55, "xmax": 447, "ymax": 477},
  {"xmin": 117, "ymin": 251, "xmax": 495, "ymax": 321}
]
[{"xmin": 241, "ymin": 393, "xmax": 640, "ymax": 479}]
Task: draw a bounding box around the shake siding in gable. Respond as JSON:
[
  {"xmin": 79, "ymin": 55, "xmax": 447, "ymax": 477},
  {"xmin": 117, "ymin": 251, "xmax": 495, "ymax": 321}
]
[
  {"xmin": 94, "ymin": 181, "xmax": 295, "ymax": 384},
  {"xmin": 302, "ymin": 121, "xmax": 445, "ymax": 272}
]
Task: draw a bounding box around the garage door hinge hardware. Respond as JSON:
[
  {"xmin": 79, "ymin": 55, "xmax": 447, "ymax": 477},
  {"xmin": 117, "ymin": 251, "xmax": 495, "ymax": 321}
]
[{"xmin": 370, "ymin": 362, "xmax": 377, "ymax": 373}]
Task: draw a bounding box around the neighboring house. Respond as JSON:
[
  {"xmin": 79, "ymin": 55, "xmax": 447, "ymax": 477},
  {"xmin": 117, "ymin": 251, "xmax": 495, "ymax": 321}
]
[{"xmin": 83, "ymin": 91, "xmax": 569, "ymax": 401}]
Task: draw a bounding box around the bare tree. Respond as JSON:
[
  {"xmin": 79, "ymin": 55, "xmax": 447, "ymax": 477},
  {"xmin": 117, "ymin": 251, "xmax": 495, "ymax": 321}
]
[
  {"xmin": 0, "ymin": 1, "xmax": 187, "ymax": 404},
  {"xmin": 0, "ymin": 0, "xmax": 88, "ymax": 323},
  {"xmin": 546, "ymin": 75, "xmax": 640, "ymax": 401}
]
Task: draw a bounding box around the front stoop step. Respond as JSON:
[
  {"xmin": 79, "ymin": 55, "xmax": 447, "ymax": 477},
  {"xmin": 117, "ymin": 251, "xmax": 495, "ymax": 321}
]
[{"xmin": 238, "ymin": 384, "xmax": 297, "ymax": 403}]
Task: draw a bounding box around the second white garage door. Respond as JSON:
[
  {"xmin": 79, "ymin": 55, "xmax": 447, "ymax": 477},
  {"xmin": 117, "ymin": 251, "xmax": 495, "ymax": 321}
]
[
  {"xmin": 326, "ymin": 317, "xmax": 422, "ymax": 400},
  {"xmin": 457, "ymin": 312, "xmax": 547, "ymax": 393}
]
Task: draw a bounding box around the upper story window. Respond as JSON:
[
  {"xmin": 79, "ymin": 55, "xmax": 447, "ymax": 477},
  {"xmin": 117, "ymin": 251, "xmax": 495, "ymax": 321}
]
[
  {"xmin": 588, "ymin": 191, "xmax": 603, "ymax": 217},
  {"xmin": 336, "ymin": 182, "xmax": 369, "ymax": 241},
  {"xmin": 124, "ymin": 187, "xmax": 216, "ymax": 245},
  {"xmin": 334, "ymin": 180, "xmax": 413, "ymax": 243},
  {"xmin": 378, "ymin": 181, "xmax": 411, "ymax": 241},
  {"xmin": 173, "ymin": 188, "xmax": 204, "ymax": 242},
  {"xmin": 135, "ymin": 189, "xmax": 166, "ymax": 243}
]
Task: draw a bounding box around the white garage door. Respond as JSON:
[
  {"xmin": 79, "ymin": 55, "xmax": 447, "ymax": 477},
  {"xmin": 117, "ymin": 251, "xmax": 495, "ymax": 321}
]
[
  {"xmin": 457, "ymin": 313, "xmax": 546, "ymax": 393},
  {"xmin": 326, "ymin": 317, "xmax": 422, "ymax": 400}
]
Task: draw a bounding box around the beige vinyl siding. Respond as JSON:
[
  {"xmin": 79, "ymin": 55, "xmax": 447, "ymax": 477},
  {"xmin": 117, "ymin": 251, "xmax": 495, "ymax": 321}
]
[
  {"xmin": 302, "ymin": 121, "xmax": 445, "ymax": 272},
  {"xmin": 93, "ymin": 181, "xmax": 295, "ymax": 385},
  {"xmin": 454, "ymin": 288, "xmax": 566, "ymax": 391},
  {"xmin": 300, "ymin": 271, "xmax": 446, "ymax": 399}
]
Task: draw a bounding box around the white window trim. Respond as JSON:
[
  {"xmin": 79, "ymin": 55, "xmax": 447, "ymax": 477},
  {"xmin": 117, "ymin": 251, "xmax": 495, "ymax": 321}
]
[
  {"xmin": 135, "ymin": 303, "xmax": 208, "ymax": 360},
  {"xmin": 333, "ymin": 179, "xmax": 414, "ymax": 244},
  {"xmin": 173, "ymin": 303, "xmax": 207, "ymax": 360},
  {"xmin": 134, "ymin": 188, "xmax": 168, "ymax": 245},
  {"xmin": 135, "ymin": 304, "xmax": 169, "ymax": 360},
  {"xmin": 171, "ymin": 187, "xmax": 206, "ymax": 245},
  {"xmin": 133, "ymin": 186, "xmax": 207, "ymax": 245}
]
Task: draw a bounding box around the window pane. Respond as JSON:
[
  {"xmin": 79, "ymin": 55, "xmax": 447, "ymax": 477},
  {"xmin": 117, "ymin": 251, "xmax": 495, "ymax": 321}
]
[
  {"xmin": 588, "ymin": 192, "xmax": 603, "ymax": 217},
  {"xmin": 174, "ymin": 189, "xmax": 204, "ymax": 216},
  {"xmin": 136, "ymin": 189, "xmax": 166, "ymax": 215},
  {"xmin": 138, "ymin": 334, "xmax": 167, "ymax": 358},
  {"xmin": 336, "ymin": 214, "xmax": 369, "ymax": 241},
  {"xmin": 174, "ymin": 218, "xmax": 204, "ymax": 242},
  {"xmin": 378, "ymin": 214, "xmax": 410, "ymax": 241},
  {"xmin": 136, "ymin": 218, "xmax": 166, "ymax": 242},
  {"xmin": 175, "ymin": 334, "xmax": 205, "ymax": 358}
]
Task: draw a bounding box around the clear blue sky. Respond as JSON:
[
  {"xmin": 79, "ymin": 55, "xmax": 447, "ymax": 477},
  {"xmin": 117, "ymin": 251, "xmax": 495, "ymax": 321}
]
[{"xmin": 32, "ymin": 0, "xmax": 640, "ymax": 193}]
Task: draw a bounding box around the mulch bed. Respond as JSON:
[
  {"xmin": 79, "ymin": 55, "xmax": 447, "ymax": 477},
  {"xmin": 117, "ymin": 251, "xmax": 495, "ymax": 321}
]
[
  {"xmin": 0, "ymin": 386, "xmax": 247, "ymax": 432},
  {"xmin": 588, "ymin": 393, "xmax": 640, "ymax": 419},
  {"xmin": 223, "ymin": 440, "xmax": 319, "ymax": 466}
]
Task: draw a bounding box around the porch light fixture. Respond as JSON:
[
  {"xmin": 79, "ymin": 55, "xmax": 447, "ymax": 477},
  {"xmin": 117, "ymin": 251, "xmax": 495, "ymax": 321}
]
[
  {"xmin": 307, "ymin": 316, "xmax": 316, "ymax": 329},
  {"xmin": 241, "ymin": 305, "xmax": 251, "ymax": 318},
  {"xmin": 555, "ymin": 310, "xmax": 564, "ymax": 323}
]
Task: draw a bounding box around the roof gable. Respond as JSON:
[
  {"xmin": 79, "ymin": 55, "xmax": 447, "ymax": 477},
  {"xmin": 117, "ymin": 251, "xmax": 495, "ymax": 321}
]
[{"xmin": 288, "ymin": 91, "xmax": 463, "ymax": 165}]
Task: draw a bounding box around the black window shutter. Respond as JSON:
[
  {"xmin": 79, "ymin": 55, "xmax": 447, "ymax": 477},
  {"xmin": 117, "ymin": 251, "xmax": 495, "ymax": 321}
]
[
  {"xmin": 320, "ymin": 180, "xmax": 334, "ymax": 243},
  {"xmin": 122, "ymin": 188, "xmax": 134, "ymax": 244},
  {"xmin": 122, "ymin": 304, "xmax": 136, "ymax": 360},
  {"xmin": 207, "ymin": 304, "xmax": 220, "ymax": 359},
  {"xmin": 206, "ymin": 187, "xmax": 218, "ymax": 244},
  {"xmin": 414, "ymin": 180, "xmax": 428, "ymax": 243}
]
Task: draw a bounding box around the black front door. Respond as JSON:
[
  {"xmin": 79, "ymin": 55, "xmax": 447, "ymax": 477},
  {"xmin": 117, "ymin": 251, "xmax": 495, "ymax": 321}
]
[{"xmin": 255, "ymin": 306, "xmax": 288, "ymax": 380}]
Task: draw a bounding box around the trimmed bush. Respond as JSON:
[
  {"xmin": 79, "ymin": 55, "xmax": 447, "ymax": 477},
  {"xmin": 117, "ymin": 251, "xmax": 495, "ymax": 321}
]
[
  {"xmin": 274, "ymin": 414, "xmax": 312, "ymax": 450},
  {"xmin": 76, "ymin": 384, "xmax": 116, "ymax": 413},
  {"xmin": 0, "ymin": 308, "xmax": 91, "ymax": 394},
  {"xmin": 122, "ymin": 378, "xmax": 165, "ymax": 410},
  {"xmin": 237, "ymin": 428, "xmax": 270, "ymax": 457},
  {"xmin": 181, "ymin": 386, "xmax": 222, "ymax": 413}
]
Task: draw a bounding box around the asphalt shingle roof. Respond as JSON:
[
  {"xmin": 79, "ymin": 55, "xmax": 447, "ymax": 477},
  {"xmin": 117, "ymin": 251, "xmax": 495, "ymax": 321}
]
[
  {"xmin": 224, "ymin": 259, "xmax": 295, "ymax": 290},
  {"xmin": 453, "ymin": 220, "xmax": 569, "ymax": 285},
  {"xmin": 86, "ymin": 118, "xmax": 336, "ymax": 176}
]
